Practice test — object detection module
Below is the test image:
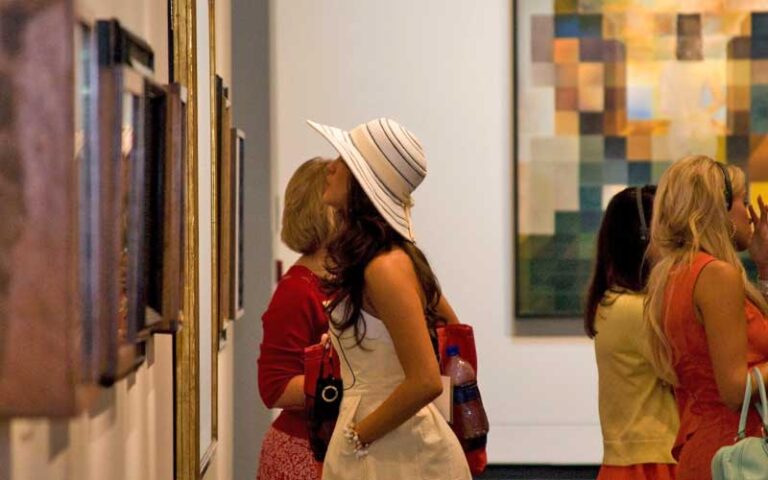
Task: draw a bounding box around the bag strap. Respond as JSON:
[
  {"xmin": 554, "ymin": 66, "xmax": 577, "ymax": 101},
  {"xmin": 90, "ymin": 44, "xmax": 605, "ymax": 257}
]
[
  {"xmin": 750, "ymin": 367, "xmax": 768, "ymax": 435},
  {"xmin": 319, "ymin": 340, "xmax": 334, "ymax": 378},
  {"xmin": 737, "ymin": 370, "xmax": 753, "ymax": 440}
]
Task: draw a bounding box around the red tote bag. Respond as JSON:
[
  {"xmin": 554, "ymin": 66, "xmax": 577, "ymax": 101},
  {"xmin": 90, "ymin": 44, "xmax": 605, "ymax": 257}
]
[
  {"xmin": 304, "ymin": 342, "xmax": 342, "ymax": 461},
  {"xmin": 436, "ymin": 323, "xmax": 488, "ymax": 476}
]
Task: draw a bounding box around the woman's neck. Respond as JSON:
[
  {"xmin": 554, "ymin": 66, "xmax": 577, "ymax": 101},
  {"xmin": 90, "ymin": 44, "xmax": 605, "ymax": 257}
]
[{"xmin": 295, "ymin": 248, "xmax": 328, "ymax": 278}]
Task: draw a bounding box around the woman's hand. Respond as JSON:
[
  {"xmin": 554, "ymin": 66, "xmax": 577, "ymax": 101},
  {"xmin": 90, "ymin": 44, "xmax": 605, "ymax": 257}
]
[{"xmin": 749, "ymin": 195, "xmax": 768, "ymax": 278}]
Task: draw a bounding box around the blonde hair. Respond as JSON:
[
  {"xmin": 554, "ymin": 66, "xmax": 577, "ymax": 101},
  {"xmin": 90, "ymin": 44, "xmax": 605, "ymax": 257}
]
[
  {"xmin": 281, "ymin": 157, "xmax": 333, "ymax": 255},
  {"xmin": 644, "ymin": 155, "xmax": 768, "ymax": 383}
]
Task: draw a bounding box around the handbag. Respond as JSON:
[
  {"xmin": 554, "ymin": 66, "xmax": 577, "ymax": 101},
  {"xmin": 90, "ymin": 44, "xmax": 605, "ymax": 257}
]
[
  {"xmin": 304, "ymin": 340, "xmax": 342, "ymax": 461},
  {"xmin": 436, "ymin": 323, "xmax": 488, "ymax": 476},
  {"xmin": 711, "ymin": 366, "xmax": 768, "ymax": 480}
]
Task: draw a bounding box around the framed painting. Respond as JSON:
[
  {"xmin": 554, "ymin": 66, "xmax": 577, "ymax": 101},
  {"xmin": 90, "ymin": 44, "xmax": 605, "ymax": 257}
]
[
  {"xmin": 217, "ymin": 77, "xmax": 236, "ymax": 329},
  {"xmin": 96, "ymin": 19, "xmax": 154, "ymax": 385},
  {"xmin": 514, "ymin": 0, "xmax": 768, "ymax": 324},
  {"xmin": 0, "ymin": 0, "xmax": 85, "ymax": 416},
  {"xmin": 143, "ymin": 81, "xmax": 187, "ymax": 335},
  {"xmin": 143, "ymin": 80, "xmax": 167, "ymax": 332},
  {"xmin": 168, "ymin": 0, "xmax": 206, "ymax": 477},
  {"xmin": 230, "ymin": 128, "xmax": 246, "ymax": 320}
]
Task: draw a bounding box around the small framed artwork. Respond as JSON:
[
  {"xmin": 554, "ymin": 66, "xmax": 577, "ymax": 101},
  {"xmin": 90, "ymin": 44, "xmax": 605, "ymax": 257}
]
[
  {"xmin": 96, "ymin": 19, "xmax": 154, "ymax": 385},
  {"xmin": 230, "ymin": 128, "xmax": 246, "ymax": 320},
  {"xmin": 217, "ymin": 77, "xmax": 236, "ymax": 329},
  {"xmin": 143, "ymin": 81, "xmax": 188, "ymax": 334},
  {"xmin": 143, "ymin": 80, "xmax": 167, "ymax": 332}
]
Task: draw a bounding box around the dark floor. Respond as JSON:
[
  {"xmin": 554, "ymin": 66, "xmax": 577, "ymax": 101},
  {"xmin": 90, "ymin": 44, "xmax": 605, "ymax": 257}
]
[{"xmin": 475, "ymin": 465, "xmax": 600, "ymax": 480}]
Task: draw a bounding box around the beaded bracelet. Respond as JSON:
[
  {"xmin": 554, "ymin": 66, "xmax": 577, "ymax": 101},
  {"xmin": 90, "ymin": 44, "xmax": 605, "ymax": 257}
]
[{"xmin": 343, "ymin": 422, "xmax": 370, "ymax": 459}]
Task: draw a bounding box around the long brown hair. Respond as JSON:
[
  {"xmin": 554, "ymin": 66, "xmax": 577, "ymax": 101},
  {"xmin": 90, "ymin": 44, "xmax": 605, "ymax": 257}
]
[
  {"xmin": 584, "ymin": 185, "xmax": 656, "ymax": 337},
  {"xmin": 323, "ymin": 178, "xmax": 443, "ymax": 344}
]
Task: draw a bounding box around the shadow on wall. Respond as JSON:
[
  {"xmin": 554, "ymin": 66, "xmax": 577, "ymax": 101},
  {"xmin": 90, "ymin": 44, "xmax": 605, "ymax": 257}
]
[
  {"xmin": 0, "ymin": 421, "xmax": 10, "ymax": 478},
  {"xmin": 49, "ymin": 420, "xmax": 69, "ymax": 462}
]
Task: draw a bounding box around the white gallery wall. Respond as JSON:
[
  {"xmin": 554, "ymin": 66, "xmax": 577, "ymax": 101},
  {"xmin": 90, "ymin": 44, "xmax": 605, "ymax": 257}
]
[{"xmin": 270, "ymin": 0, "xmax": 601, "ymax": 463}]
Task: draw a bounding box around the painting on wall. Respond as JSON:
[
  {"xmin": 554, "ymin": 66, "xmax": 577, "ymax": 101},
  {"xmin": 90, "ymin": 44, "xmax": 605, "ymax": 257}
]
[
  {"xmin": 144, "ymin": 80, "xmax": 167, "ymax": 331},
  {"xmin": 515, "ymin": 0, "xmax": 768, "ymax": 319},
  {"xmin": 215, "ymin": 76, "xmax": 242, "ymax": 336},
  {"xmin": 96, "ymin": 19, "xmax": 154, "ymax": 384},
  {"xmin": 230, "ymin": 128, "xmax": 246, "ymax": 320},
  {"xmin": 144, "ymin": 82, "xmax": 187, "ymax": 334}
]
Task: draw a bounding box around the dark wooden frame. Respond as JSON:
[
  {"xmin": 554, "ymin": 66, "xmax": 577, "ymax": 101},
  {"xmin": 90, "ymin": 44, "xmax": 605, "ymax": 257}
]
[
  {"xmin": 230, "ymin": 128, "xmax": 245, "ymax": 320},
  {"xmin": 142, "ymin": 82, "xmax": 187, "ymax": 335},
  {"xmin": 0, "ymin": 0, "xmax": 86, "ymax": 416},
  {"xmin": 96, "ymin": 19, "xmax": 156, "ymax": 385}
]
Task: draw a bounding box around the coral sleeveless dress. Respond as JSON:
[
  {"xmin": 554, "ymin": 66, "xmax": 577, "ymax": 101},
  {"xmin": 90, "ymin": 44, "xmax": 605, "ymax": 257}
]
[
  {"xmin": 663, "ymin": 252, "xmax": 768, "ymax": 480},
  {"xmin": 322, "ymin": 307, "xmax": 471, "ymax": 480}
]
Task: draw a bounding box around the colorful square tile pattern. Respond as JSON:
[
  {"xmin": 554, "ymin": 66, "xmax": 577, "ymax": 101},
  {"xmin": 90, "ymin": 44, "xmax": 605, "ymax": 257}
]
[{"xmin": 517, "ymin": 1, "xmax": 768, "ymax": 318}]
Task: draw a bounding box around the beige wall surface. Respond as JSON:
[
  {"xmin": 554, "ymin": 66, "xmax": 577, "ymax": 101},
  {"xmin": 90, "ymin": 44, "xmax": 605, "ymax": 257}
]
[{"xmin": 0, "ymin": 0, "xmax": 235, "ymax": 478}]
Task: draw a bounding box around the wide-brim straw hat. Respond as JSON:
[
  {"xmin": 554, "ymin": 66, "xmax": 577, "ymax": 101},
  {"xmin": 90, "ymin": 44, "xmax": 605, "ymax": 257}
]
[{"xmin": 307, "ymin": 118, "xmax": 426, "ymax": 242}]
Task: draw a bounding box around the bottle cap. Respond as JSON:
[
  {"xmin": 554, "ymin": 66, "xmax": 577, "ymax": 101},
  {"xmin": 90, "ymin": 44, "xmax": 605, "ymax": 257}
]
[{"xmin": 446, "ymin": 345, "xmax": 459, "ymax": 357}]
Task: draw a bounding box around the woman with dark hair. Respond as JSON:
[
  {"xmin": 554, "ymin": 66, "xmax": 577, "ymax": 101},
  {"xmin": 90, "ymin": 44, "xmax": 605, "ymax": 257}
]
[
  {"xmin": 585, "ymin": 185, "xmax": 679, "ymax": 480},
  {"xmin": 308, "ymin": 118, "xmax": 470, "ymax": 480}
]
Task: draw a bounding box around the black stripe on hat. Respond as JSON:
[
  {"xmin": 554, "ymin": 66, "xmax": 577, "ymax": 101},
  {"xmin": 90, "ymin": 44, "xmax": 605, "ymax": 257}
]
[
  {"xmin": 363, "ymin": 123, "xmax": 417, "ymax": 189},
  {"xmin": 381, "ymin": 118, "xmax": 426, "ymax": 175},
  {"xmin": 321, "ymin": 125, "xmax": 408, "ymax": 227},
  {"xmin": 347, "ymin": 130, "xmax": 409, "ymax": 202},
  {"xmin": 402, "ymin": 128, "xmax": 423, "ymax": 152}
]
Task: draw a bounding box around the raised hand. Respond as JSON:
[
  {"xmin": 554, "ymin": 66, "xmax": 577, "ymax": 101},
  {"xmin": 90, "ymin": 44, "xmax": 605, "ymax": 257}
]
[{"xmin": 748, "ymin": 195, "xmax": 768, "ymax": 279}]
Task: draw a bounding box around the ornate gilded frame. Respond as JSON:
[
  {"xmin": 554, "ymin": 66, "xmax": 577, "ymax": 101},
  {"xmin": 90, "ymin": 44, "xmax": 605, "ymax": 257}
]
[
  {"xmin": 169, "ymin": 0, "xmax": 201, "ymax": 478},
  {"xmin": 170, "ymin": 0, "xmax": 220, "ymax": 477}
]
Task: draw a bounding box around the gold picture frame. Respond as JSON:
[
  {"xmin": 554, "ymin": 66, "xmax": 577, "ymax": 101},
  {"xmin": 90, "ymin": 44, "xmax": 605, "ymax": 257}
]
[
  {"xmin": 170, "ymin": 0, "xmax": 202, "ymax": 478},
  {"xmin": 170, "ymin": 0, "xmax": 221, "ymax": 477}
]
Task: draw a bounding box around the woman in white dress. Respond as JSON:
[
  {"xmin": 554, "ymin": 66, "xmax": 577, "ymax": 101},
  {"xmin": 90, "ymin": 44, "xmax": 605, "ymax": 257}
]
[{"xmin": 308, "ymin": 118, "xmax": 471, "ymax": 480}]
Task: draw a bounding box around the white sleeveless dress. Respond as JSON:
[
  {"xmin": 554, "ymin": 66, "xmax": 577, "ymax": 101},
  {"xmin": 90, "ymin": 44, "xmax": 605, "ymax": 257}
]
[{"xmin": 322, "ymin": 307, "xmax": 471, "ymax": 480}]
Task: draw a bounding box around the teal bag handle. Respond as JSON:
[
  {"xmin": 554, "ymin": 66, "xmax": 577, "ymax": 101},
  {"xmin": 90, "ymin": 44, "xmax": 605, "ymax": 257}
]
[
  {"xmin": 749, "ymin": 367, "xmax": 768, "ymax": 434},
  {"xmin": 735, "ymin": 369, "xmax": 752, "ymax": 440},
  {"xmin": 736, "ymin": 367, "xmax": 768, "ymax": 440}
]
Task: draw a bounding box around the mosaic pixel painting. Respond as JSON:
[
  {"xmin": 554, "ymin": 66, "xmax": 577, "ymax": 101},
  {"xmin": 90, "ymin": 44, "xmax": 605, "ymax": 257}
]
[{"xmin": 516, "ymin": 0, "xmax": 768, "ymax": 317}]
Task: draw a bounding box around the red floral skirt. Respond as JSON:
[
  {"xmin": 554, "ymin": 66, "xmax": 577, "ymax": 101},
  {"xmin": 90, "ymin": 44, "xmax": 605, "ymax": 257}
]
[
  {"xmin": 257, "ymin": 427, "xmax": 322, "ymax": 480},
  {"xmin": 598, "ymin": 464, "xmax": 676, "ymax": 480}
]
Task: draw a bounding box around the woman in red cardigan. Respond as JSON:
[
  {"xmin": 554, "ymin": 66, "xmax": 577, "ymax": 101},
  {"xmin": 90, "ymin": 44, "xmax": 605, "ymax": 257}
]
[{"xmin": 257, "ymin": 158, "xmax": 333, "ymax": 479}]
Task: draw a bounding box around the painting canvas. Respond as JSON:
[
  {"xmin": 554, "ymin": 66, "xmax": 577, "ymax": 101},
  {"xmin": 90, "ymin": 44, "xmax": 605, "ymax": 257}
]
[
  {"xmin": 515, "ymin": 0, "xmax": 768, "ymax": 319},
  {"xmin": 144, "ymin": 80, "xmax": 167, "ymax": 330},
  {"xmin": 0, "ymin": 0, "xmax": 83, "ymax": 415}
]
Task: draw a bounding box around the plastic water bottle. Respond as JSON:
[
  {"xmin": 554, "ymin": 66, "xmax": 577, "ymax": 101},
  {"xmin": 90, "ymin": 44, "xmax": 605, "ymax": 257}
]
[{"xmin": 443, "ymin": 345, "xmax": 489, "ymax": 443}]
